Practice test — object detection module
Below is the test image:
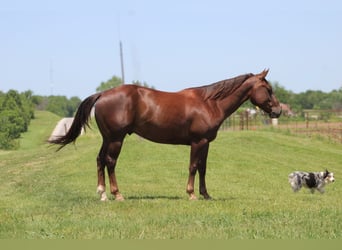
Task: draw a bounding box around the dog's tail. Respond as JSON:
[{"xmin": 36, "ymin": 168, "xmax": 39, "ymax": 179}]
[
  {"xmin": 288, "ymin": 172, "xmax": 296, "ymax": 183},
  {"xmin": 288, "ymin": 172, "xmax": 301, "ymax": 192}
]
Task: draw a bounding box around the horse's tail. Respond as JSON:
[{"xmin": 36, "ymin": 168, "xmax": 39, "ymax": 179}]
[{"xmin": 49, "ymin": 92, "xmax": 102, "ymax": 150}]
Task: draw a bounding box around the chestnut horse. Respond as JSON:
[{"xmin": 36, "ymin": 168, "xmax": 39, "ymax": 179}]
[{"xmin": 49, "ymin": 70, "xmax": 281, "ymax": 201}]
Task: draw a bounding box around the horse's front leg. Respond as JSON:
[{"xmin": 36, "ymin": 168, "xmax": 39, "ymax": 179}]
[
  {"xmin": 186, "ymin": 139, "xmax": 211, "ymax": 200},
  {"xmin": 186, "ymin": 162, "xmax": 198, "ymax": 200},
  {"xmin": 197, "ymin": 143, "xmax": 211, "ymax": 200}
]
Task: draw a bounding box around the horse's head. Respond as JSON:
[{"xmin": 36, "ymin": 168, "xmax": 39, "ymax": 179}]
[{"xmin": 249, "ymin": 69, "xmax": 282, "ymax": 118}]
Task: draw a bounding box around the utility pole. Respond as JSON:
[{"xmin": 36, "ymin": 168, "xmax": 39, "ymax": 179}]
[{"xmin": 119, "ymin": 41, "xmax": 125, "ymax": 85}]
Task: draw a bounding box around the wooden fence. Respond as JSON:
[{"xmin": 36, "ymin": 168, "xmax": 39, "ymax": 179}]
[{"xmin": 221, "ymin": 109, "xmax": 342, "ymax": 143}]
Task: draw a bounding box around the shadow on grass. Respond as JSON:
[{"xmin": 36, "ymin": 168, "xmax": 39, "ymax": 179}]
[
  {"xmin": 125, "ymin": 195, "xmax": 238, "ymax": 201},
  {"xmin": 126, "ymin": 195, "xmax": 183, "ymax": 200}
]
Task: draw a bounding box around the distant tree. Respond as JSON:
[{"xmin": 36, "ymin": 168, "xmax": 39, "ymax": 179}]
[
  {"xmin": 45, "ymin": 96, "xmax": 81, "ymax": 117},
  {"xmin": 1, "ymin": 90, "xmax": 32, "ymax": 132},
  {"xmin": 45, "ymin": 96, "xmax": 68, "ymax": 117},
  {"xmin": 132, "ymin": 80, "xmax": 155, "ymax": 89},
  {"xmin": 0, "ymin": 110, "xmax": 25, "ymax": 139},
  {"xmin": 20, "ymin": 90, "xmax": 35, "ymax": 120},
  {"xmin": 268, "ymin": 82, "xmax": 342, "ymax": 114},
  {"xmin": 292, "ymin": 90, "xmax": 328, "ymax": 110},
  {"xmin": 31, "ymin": 95, "xmax": 81, "ymax": 117},
  {"xmin": 270, "ymin": 81, "xmax": 293, "ymax": 105},
  {"xmin": 96, "ymin": 76, "xmax": 155, "ymax": 92},
  {"xmin": 329, "ymin": 88, "xmax": 342, "ymax": 110},
  {"xmin": 0, "ymin": 90, "xmax": 34, "ymax": 149},
  {"xmin": 0, "ymin": 89, "xmax": 81, "ymax": 149},
  {"xmin": 0, "ymin": 113, "xmax": 25, "ymax": 148},
  {"xmin": 68, "ymin": 96, "xmax": 82, "ymax": 116},
  {"xmin": 32, "ymin": 95, "xmax": 46, "ymax": 110},
  {"xmin": 96, "ymin": 76, "xmax": 122, "ymax": 92}
]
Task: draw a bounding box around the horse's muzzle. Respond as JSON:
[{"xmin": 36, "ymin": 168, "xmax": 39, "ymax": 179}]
[{"xmin": 269, "ymin": 106, "xmax": 282, "ymax": 118}]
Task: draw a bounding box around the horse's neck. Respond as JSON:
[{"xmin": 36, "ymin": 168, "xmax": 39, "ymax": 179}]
[{"xmin": 218, "ymin": 80, "xmax": 254, "ymax": 118}]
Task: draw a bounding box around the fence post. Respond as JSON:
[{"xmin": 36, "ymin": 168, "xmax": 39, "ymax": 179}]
[
  {"xmin": 245, "ymin": 110, "xmax": 249, "ymax": 130},
  {"xmin": 240, "ymin": 113, "xmax": 244, "ymax": 130},
  {"xmin": 340, "ymin": 123, "xmax": 342, "ymax": 144}
]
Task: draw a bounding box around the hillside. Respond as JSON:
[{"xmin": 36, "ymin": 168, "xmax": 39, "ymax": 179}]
[{"xmin": 0, "ymin": 111, "xmax": 341, "ymax": 239}]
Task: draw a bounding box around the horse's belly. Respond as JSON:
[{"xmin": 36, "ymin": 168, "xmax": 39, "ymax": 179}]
[{"xmin": 134, "ymin": 126, "xmax": 191, "ymax": 145}]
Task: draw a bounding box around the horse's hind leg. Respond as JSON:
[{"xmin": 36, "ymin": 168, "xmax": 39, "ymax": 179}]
[
  {"xmin": 97, "ymin": 140, "xmax": 124, "ymax": 201},
  {"xmin": 97, "ymin": 144, "xmax": 108, "ymax": 201},
  {"xmin": 105, "ymin": 140, "xmax": 124, "ymax": 201}
]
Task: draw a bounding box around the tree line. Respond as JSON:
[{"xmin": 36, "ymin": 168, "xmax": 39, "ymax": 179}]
[
  {"xmin": 0, "ymin": 90, "xmax": 81, "ymax": 149},
  {"xmin": 271, "ymin": 82, "xmax": 342, "ymax": 114}
]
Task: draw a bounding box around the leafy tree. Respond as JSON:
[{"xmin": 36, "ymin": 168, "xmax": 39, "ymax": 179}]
[
  {"xmin": 329, "ymin": 88, "xmax": 342, "ymax": 110},
  {"xmin": 45, "ymin": 96, "xmax": 81, "ymax": 117},
  {"xmin": 270, "ymin": 81, "xmax": 294, "ymax": 105},
  {"xmin": 96, "ymin": 76, "xmax": 122, "ymax": 92},
  {"xmin": 132, "ymin": 80, "xmax": 155, "ymax": 89},
  {"xmin": 20, "ymin": 90, "xmax": 35, "ymax": 120},
  {"xmin": 0, "ymin": 110, "xmax": 25, "ymax": 139},
  {"xmin": 0, "ymin": 89, "xmax": 81, "ymax": 149},
  {"xmin": 0, "ymin": 90, "xmax": 34, "ymax": 149},
  {"xmin": 96, "ymin": 76, "xmax": 155, "ymax": 92},
  {"xmin": 46, "ymin": 96, "xmax": 68, "ymax": 117},
  {"xmin": 1, "ymin": 90, "xmax": 32, "ymax": 132},
  {"xmin": 32, "ymin": 95, "xmax": 81, "ymax": 117},
  {"xmin": 292, "ymin": 90, "xmax": 327, "ymax": 110},
  {"xmin": 68, "ymin": 96, "xmax": 82, "ymax": 116}
]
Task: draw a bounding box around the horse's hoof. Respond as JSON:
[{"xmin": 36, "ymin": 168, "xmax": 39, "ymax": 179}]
[
  {"xmin": 189, "ymin": 193, "xmax": 198, "ymax": 200},
  {"xmin": 203, "ymin": 194, "xmax": 212, "ymax": 200},
  {"xmin": 115, "ymin": 193, "xmax": 125, "ymax": 201},
  {"xmin": 100, "ymin": 196, "xmax": 109, "ymax": 202},
  {"xmin": 98, "ymin": 190, "xmax": 108, "ymax": 201}
]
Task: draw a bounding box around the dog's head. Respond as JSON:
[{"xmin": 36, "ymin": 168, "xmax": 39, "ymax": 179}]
[{"xmin": 323, "ymin": 169, "xmax": 335, "ymax": 184}]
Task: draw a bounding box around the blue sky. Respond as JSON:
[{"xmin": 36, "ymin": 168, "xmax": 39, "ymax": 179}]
[{"xmin": 1, "ymin": 0, "xmax": 341, "ymax": 99}]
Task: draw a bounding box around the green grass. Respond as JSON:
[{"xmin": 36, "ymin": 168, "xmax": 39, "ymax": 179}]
[{"xmin": 0, "ymin": 111, "xmax": 342, "ymax": 239}]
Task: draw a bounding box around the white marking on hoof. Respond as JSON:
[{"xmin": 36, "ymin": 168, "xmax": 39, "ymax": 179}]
[
  {"xmin": 97, "ymin": 185, "xmax": 108, "ymax": 201},
  {"xmin": 115, "ymin": 192, "xmax": 125, "ymax": 201},
  {"xmin": 97, "ymin": 185, "xmax": 105, "ymax": 193},
  {"xmin": 100, "ymin": 192, "xmax": 108, "ymax": 201},
  {"xmin": 189, "ymin": 193, "xmax": 198, "ymax": 200}
]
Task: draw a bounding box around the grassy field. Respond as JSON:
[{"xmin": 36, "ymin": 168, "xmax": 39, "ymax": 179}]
[{"xmin": 0, "ymin": 111, "xmax": 342, "ymax": 239}]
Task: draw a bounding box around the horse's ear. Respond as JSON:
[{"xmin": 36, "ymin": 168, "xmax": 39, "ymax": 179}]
[{"xmin": 258, "ymin": 69, "xmax": 269, "ymax": 79}]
